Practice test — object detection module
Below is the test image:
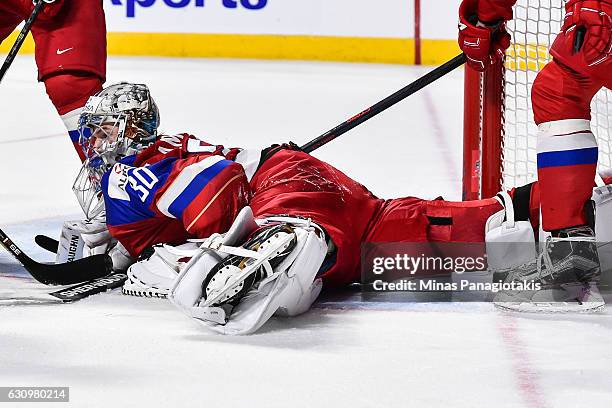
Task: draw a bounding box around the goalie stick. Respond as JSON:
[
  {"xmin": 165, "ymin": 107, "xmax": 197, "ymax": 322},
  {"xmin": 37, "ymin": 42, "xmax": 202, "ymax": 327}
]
[
  {"xmin": 35, "ymin": 234, "xmax": 59, "ymax": 253},
  {"xmin": 1, "ymin": 272, "xmax": 127, "ymax": 305},
  {"xmin": 0, "ymin": 228, "xmax": 113, "ymax": 285},
  {"xmin": 300, "ymin": 53, "xmax": 466, "ymax": 153},
  {"xmin": 48, "ymin": 272, "xmax": 127, "ymax": 302}
]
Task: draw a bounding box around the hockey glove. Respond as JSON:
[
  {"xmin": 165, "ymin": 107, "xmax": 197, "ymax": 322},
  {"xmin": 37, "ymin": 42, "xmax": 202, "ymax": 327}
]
[
  {"xmin": 459, "ymin": 0, "xmax": 512, "ymax": 71},
  {"xmin": 56, "ymin": 213, "xmax": 134, "ymax": 271},
  {"xmin": 22, "ymin": 0, "xmax": 64, "ymax": 20},
  {"xmin": 56, "ymin": 216, "xmax": 108, "ymax": 263},
  {"xmin": 551, "ymin": 0, "xmax": 612, "ymax": 70}
]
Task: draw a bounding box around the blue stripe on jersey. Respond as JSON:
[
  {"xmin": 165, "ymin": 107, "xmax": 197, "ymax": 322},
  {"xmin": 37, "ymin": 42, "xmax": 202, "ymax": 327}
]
[
  {"xmin": 119, "ymin": 154, "xmax": 137, "ymax": 167},
  {"xmin": 167, "ymin": 159, "xmax": 233, "ymax": 219},
  {"xmin": 103, "ymin": 157, "xmax": 176, "ymax": 227},
  {"xmin": 537, "ymin": 147, "xmax": 598, "ymax": 169},
  {"xmin": 69, "ymin": 129, "xmax": 80, "ymax": 143}
]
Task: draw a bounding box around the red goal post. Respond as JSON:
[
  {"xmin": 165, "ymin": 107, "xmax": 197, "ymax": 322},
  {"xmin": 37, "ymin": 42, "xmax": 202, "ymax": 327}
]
[{"xmin": 463, "ymin": 61, "xmax": 505, "ymax": 201}]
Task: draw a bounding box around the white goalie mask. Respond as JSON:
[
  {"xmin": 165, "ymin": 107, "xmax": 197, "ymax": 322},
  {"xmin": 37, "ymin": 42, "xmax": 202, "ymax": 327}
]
[{"xmin": 73, "ymin": 82, "xmax": 160, "ymax": 219}]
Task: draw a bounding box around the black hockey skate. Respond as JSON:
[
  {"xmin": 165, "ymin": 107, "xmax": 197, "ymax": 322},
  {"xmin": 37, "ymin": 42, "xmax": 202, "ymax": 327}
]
[
  {"xmin": 494, "ymin": 226, "xmax": 604, "ymax": 312},
  {"xmin": 200, "ymin": 223, "xmax": 298, "ymax": 308}
]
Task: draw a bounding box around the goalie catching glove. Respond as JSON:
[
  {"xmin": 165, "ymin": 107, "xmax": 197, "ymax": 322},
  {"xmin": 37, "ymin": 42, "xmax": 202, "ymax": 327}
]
[{"xmin": 169, "ymin": 206, "xmax": 329, "ymax": 335}]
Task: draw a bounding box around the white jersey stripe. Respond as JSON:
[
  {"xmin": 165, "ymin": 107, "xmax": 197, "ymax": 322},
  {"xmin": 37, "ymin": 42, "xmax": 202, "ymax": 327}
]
[
  {"xmin": 234, "ymin": 148, "xmax": 262, "ymax": 181},
  {"xmin": 537, "ymin": 120, "xmax": 597, "ymax": 154},
  {"xmin": 156, "ymin": 155, "xmax": 225, "ymax": 219}
]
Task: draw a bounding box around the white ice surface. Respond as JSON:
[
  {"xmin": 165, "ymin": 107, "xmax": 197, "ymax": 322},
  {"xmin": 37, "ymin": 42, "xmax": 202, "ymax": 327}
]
[{"xmin": 1, "ymin": 56, "xmax": 611, "ymax": 408}]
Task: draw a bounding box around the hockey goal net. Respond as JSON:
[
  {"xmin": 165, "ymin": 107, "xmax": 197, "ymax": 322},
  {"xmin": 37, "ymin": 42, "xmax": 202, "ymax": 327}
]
[{"xmin": 463, "ymin": 0, "xmax": 612, "ymax": 200}]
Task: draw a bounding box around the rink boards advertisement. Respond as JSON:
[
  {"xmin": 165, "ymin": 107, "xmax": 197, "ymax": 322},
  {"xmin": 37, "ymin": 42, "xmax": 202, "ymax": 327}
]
[
  {"xmin": 1, "ymin": 0, "xmax": 462, "ymax": 64},
  {"xmin": 102, "ymin": 0, "xmax": 421, "ymax": 64},
  {"xmin": 104, "ymin": 0, "xmax": 413, "ymax": 38}
]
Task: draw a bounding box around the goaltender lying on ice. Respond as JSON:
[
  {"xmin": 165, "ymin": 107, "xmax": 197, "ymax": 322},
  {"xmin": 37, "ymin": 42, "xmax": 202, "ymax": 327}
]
[{"xmin": 54, "ymin": 83, "xmax": 612, "ymax": 334}]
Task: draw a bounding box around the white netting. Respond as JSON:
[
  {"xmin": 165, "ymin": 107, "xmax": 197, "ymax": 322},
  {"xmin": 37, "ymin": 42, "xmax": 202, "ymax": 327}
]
[{"xmin": 502, "ymin": 0, "xmax": 612, "ymax": 189}]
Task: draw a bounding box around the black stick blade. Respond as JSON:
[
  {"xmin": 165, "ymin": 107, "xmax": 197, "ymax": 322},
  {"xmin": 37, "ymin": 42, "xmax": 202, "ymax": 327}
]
[
  {"xmin": 25, "ymin": 254, "xmax": 114, "ymax": 286},
  {"xmin": 35, "ymin": 234, "xmax": 59, "ymax": 254},
  {"xmin": 49, "ymin": 272, "xmax": 127, "ymax": 302}
]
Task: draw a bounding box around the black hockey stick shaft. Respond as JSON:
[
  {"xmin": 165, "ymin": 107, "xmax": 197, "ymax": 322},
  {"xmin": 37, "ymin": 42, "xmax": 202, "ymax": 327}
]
[
  {"xmin": 574, "ymin": 27, "xmax": 586, "ymax": 53},
  {"xmin": 300, "ymin": 53, "xmax": 466, "ymax": 153},
  {"xmin": 0, "ymin": 0, "xmax": 47, "ymax": 84},
  {"xmin": 0, "ymin": 227, "xmax": 113, "ymax": 285}
]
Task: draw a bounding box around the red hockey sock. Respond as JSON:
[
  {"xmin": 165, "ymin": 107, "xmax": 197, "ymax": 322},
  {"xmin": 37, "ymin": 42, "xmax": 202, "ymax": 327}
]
[
  {"xmin": 43, "ymin": 72, "xmax": 102, "ymax": 115},
  {"xmin": 43, "ymin": 72, "xmax": 103, "ymax": 161}
]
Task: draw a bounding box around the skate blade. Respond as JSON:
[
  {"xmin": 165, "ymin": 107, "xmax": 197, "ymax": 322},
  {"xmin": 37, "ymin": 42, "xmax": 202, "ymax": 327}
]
[
  {"xmin": 493, "ymin": 281, "xmax": 605, "ymax": 313},
  {"xmin": 494, "ymin": 300, "xmax": 605, "ymax": 313}
]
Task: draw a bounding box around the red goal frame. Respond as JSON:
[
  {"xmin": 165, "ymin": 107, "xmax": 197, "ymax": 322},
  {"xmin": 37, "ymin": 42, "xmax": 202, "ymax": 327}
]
[{"xmin": 462, "ymin": 62, "xmax": 505, "ymax": 201}]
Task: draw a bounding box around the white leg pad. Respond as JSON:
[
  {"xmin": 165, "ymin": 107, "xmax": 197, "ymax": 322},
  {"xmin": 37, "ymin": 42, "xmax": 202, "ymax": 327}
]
[
  {"xmin": 169, "ymin": 206, "xmax": 259, "ymax": 311},
  {"xmin": 169, "ymin": 211, "xmax": 328, "ymax": 335}
]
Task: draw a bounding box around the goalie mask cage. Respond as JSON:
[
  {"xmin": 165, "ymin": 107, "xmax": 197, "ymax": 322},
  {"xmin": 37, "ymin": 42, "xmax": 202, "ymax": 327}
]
[{"xmin": 462, "ymin": 0, "xmax": 612, "ymax": 200}]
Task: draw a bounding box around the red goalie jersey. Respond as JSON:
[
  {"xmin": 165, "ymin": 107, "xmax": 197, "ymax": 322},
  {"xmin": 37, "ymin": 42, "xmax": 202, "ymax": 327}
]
[{"xmin": 102, "ymin": 134, "xmax": 512, "ymax": 287}]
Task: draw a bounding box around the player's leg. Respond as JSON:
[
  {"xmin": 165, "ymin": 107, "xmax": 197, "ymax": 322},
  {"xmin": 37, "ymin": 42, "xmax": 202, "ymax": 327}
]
[
  {"xmin": 364, "ymin": 195, "xmax": 502, "ymax": 281},
  {"xmin": 506, "ymin": 63, "xmax": 606, "ymax": 311},
  {"xmin": 365, "ymin": 186, "xmax": 542, "ymax": 282},
  {"xmin": 532, "ymin": 0, "xmax": 611, "ymax": 231},
  {"xmin": 30, "ymin": 0, "xmax": 106, "ymax": 160},
  {"xmin": 250, "ymin": 147, "xmax": 383, "ymax": 288},
  {"xmin": 497, "ymin": 0, "xmax": 612, "ymax": 311},
  {"xmin": 366, "ymin": 196, "xmax": 507, "ymax": 244},
  {"xmin": 42, "ymin": 72, "xmax": 103, "ymax": 161},
  {"xmin": 502, "ymin": 60, "xmax": 606, "ymax": 312},
  {"xmin": 531, "ymin": 60, "xmax": 602, "ymax": 232}
]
